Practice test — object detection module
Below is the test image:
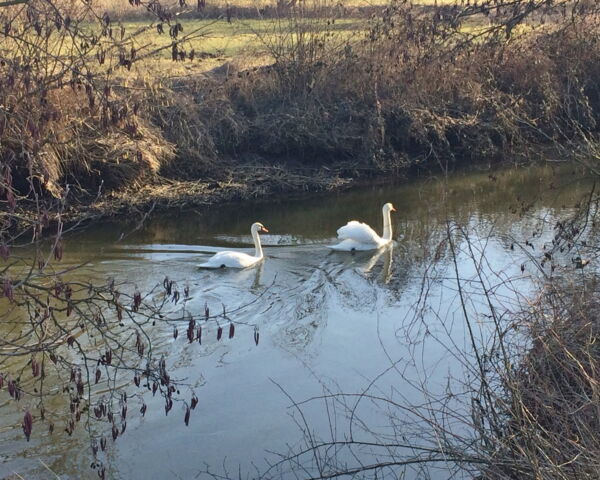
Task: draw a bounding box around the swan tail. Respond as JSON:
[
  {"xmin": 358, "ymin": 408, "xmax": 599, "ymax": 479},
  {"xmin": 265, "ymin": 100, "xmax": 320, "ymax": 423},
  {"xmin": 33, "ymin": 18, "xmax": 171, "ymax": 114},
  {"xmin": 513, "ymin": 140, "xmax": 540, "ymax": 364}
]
[{"xmin": 197, "ymin": 262, "xmax": 221, "ymax": 269}]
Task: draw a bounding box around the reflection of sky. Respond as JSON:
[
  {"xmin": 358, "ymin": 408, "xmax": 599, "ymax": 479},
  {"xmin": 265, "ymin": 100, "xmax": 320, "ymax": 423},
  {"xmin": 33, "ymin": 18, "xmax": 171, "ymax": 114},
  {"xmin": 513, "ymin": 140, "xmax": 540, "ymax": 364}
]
[{"xmin": 0, "ymin": 164, "xmax": 594, "ymax": 479}]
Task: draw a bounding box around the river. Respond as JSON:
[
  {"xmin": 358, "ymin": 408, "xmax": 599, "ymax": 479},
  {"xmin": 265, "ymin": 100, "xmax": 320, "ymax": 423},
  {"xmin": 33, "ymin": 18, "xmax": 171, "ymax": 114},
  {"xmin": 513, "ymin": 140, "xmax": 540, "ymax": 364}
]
[{"xmin": 0, "ymin": 164, "xmax": 593, "ymax": 479}]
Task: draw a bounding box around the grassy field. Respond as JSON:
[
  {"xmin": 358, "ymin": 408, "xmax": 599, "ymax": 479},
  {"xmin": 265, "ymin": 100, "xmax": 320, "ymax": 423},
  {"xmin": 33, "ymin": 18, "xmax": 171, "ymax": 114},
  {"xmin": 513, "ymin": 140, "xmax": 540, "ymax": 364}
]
[
  {"xmin": 123, "ymin": 17, "xmax": 359, "ymax": 59},
  {"xmin": 95, "ymin": 0, "xmax": 462, "ymax": 20},
  {"xmin": 105, "ymin": 17, "xmax": 364, "ymax": 78}
]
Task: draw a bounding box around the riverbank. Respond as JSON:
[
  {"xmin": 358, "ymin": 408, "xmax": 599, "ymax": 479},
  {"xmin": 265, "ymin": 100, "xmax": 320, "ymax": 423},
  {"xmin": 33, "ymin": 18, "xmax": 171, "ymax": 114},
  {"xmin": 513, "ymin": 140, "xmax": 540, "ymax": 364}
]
[{"xmin": 3, "ymin": 2, "xmax": 600, "ymax": 234}]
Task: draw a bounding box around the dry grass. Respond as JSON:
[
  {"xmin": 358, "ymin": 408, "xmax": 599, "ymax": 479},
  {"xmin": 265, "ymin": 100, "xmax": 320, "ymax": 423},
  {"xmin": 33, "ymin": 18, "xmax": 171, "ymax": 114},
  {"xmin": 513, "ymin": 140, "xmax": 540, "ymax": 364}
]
[
  {"xmin": 93, "ymin": 0, "xmax": 462, "ymax": 21},
  {"xmin": 477, "ymin": 278, "xmax": 600, "ymax": 479}
]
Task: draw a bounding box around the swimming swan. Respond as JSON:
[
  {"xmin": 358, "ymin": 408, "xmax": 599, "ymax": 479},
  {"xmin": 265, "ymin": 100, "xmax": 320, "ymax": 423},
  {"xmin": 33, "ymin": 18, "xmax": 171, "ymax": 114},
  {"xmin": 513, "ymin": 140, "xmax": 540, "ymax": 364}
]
[
  {"xmin": 328, "ymin": 203, "xmax": 396, "ymax": 251},
  {"xmin": 198, "ymin": 222, "xmax": 268, "ymax": 269}
]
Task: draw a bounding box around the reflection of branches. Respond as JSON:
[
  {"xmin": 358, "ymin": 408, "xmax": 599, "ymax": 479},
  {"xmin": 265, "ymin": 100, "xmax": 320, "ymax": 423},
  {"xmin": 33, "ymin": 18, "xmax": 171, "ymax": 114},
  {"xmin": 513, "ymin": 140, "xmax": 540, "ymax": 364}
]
[{"xmin": 245, "ymin": 206, "xmax": 598, "ymax": 480}]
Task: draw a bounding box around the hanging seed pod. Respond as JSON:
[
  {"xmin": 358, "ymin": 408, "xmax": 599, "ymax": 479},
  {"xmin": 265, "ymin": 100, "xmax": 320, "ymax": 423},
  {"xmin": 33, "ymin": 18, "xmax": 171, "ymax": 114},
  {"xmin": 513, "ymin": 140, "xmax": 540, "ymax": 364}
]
[
  {"xmin": 95, "ymin": 368, "xmax": 101, "ymax": 384},
  {"xmin": 173, "ymin": 326, "xmax": 178, "ymax": 339},
  {"xmin": 53, "ymin": 240, "xmax": 63, "ymax": 261},
  {"xmin": 31, "ymin": 358, "xmax": 39, "ymax": 377},
  {"xmin": 163, "ymin": 277, "xmax": 172, "ymax": 295},
  {"xmin": 165, "ymin": 397, "xmax": 173, "ymax": 415},
  {"xmin": 217, "ymin": 327, "xmax": 223, "ymax": 341},
  {"xmin": 111, "ymin": 423, "xmax": 118, "ymax": 441},
  {"xmin": 184, "ymin": 405, "xmax": 191, "ymax": 426},
  {"xmin": 8, "ymin": 379, "xmax": 16, "ymax": 398},
  {"xmin": 196, "ymin": 325, "xmax": 202, "ymax": 344},
  {"xmin": 22, "ymin": 411, "xmax": 33, "ymax": 441},
  {"xmin": 2, "ymin": 277, "xmax": 14, "ymax": 302},
  {"xmin": 187, "ymin": 318, "xmax": 195, "ymax": 343},
  {"xmin": 254, "ymin": 327, "xmax": 260, "ymax": 346},
  {"xmin": 191, "ymin": 393, "xmax": 198, "ymax": 410},
  {"xmin": 121, "ymin": 421, "xmax": 127, "ymax": 434},
  {"xmin": 132, "ymin": 291, "xmax": 141, "ymax": 312},
  {"xmin": 204, "ymin": 303, "xmax": 209, "ymax": 320},
  {"xmin": 100, "ymin": 437, "xmax": 107, "ymax": 451},
  {"xmin": 134, "ymin": 373, "xmax": 140, "ymax": 387},
  {"xmin": 228, "ymin": 323, "xmax": 235, "ymax": 339},
  {"xmin": 140, "ymin": 403, "xmax": 147, "ymax": 416},
  {"xmin": 152, "ymin": 381, "xmax": 158, "ymax": 396}
]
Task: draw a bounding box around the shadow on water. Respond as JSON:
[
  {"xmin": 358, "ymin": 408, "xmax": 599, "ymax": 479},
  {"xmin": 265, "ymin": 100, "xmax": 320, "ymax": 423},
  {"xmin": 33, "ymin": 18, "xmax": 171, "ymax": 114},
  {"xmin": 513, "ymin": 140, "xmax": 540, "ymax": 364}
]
[{"xmin": 0, "ymin": 164, "xmax": 595, "ymax": 479}]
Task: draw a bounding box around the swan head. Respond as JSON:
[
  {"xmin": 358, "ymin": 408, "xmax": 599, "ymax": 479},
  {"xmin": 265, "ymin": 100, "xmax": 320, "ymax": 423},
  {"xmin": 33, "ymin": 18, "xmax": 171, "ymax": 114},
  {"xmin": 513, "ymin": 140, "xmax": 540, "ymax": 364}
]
[
  {"xmin": 251, "ymin": 222, "xmax": 269, "ymax": 233},
  {"xmin": 383, "ymin": 203, "xmax": 396, "ymax": 213}
]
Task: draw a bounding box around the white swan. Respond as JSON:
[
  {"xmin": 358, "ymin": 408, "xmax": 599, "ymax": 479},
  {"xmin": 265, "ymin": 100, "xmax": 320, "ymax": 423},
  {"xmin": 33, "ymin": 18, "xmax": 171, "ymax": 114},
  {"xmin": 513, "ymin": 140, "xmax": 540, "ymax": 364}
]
[
  {"xmin": 328, "ymin": 203, "xmax": 396, "ymax": 251},
  {"xmin": 198, "ymin": 222, "xmax": 269, "ymax": 269}
]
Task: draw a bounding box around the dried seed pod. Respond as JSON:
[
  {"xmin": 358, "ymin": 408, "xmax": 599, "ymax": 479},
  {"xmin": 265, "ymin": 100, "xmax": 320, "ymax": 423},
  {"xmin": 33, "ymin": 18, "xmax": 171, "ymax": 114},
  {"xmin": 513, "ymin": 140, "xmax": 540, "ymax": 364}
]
[
  {"xmin": 132, "ymin": 291, "xmax": 141, "ymax": 312},
  {"xmin": 228, "ymin": 323, "xmax": 235, "ymax": 339},
  {"xmin": 254, "ymin": 327, "xmax": 260, "ymax": 346},
  {"xmin": 95, "ymin": 368, "xmax": 101, "ymax": 384},
  {"xmin": 8, "ymin": 379, "xmax": 16, "ymax": 398},
  {"xmin": 217, "ymin": 327, "xmax": 222, "ymax": 341},
  {"xmin": 190, "ymin": 393, "xmax": 198, "ymax": 410},
  {"xmin": 140, "ymin": 403, "xmax": 147, "ymax": 416},
  {"xmin": 173, "ymin": 326, "xmax": 178, "ymax": 339},
  {"xmin": 165, "ymin": 397, "xmax": 173, "ymax": 415},
  {"xmin": 22, "ymin": 411, "xmax": 33, "ymax": 441},
  {"xmin": 184, "ymin": 405, "xmax": 191, "ymax": 426},
  {"xmin": 31, "ymin": 358, "xmax": 40, "ymax": 377}
]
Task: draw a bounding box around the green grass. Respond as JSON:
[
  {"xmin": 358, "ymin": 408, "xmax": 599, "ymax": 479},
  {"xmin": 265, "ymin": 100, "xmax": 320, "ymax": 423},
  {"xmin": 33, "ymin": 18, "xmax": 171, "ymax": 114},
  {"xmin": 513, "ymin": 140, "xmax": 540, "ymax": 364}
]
[{"xmin": 122, "ymin": 17, "xmax": 360, "ymax": 56}]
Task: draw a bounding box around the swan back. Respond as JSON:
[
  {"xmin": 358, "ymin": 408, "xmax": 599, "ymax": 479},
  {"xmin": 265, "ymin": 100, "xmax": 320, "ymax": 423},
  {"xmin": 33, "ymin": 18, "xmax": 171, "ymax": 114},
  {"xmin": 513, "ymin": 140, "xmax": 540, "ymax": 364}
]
[{"xmin": 337, "ymin": 221, "xmax": 381, "ymax": 245}]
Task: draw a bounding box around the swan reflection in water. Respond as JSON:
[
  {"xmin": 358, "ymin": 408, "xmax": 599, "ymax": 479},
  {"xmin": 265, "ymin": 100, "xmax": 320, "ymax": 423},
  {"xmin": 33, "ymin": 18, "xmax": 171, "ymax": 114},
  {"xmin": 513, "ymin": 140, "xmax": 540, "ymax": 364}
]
[
  {"xmin": 359, "ymin": 243, "xmax": 394, "ymax": 283},
  {"xmin": 327, "ymin": 242, "xmax": 395, "ymax": 285}
]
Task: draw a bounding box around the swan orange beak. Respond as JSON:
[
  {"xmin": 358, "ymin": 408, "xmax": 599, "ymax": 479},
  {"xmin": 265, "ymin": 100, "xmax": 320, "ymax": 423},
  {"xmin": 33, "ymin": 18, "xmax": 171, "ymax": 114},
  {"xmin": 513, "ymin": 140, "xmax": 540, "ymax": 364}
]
[
  {"xmin": 261, "ymin": 226, "xmax": 269, "ymax": 233},
  {"xmin": 391, "ymin": 206, "xmax": 396, "ymax": 212}
]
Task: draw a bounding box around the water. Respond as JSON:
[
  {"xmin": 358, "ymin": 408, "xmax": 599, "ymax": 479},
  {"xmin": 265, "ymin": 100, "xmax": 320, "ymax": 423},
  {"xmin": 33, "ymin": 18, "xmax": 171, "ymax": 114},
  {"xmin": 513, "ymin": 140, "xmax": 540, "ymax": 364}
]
[{"xmin": 0, "ymin": 164, "xmax": 594, "ymax": 479}]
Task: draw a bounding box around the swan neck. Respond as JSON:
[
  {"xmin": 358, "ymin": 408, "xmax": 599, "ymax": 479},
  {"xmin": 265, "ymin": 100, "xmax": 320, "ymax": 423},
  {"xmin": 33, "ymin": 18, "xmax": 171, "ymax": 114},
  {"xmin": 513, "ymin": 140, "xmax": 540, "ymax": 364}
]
[
  {"xmin": 382, "ymin": 209, "xmax": 392, "ymax": 241},
  {"xmin": 252, "ymin": 229, "xmax": 263, "ymax": 258}
]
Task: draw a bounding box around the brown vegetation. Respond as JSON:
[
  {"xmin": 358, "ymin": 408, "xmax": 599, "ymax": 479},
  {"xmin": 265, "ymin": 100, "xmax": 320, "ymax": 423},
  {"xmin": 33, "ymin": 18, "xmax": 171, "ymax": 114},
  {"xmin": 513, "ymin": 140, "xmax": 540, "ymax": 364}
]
[
  {"xmin": 489, "ymin": 280, "xmax": 600, "ymax": 479},
  {"xmin": 3, "ymin": 0, "xmax": 600, "ymax": 225}
]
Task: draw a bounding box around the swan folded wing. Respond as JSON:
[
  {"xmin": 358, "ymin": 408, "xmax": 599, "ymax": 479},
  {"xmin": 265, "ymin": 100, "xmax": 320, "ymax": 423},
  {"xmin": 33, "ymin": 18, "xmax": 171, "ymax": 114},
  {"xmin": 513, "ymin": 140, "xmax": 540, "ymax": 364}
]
[
  {"xmin": 198, "ymin": 251, "xmax": 258, "ymax": 269},
  {"xmin": 337, "ymin": 221, "xmax": 380, "ymax": 244}
]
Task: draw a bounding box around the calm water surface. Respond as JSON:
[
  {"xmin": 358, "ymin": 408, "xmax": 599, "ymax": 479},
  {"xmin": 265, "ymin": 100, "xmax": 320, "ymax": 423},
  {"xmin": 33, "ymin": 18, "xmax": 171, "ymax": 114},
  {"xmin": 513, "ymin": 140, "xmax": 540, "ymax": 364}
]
[{"xmin": 0, "ymin": 165, "xmax": 594, "ymax": 479}]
